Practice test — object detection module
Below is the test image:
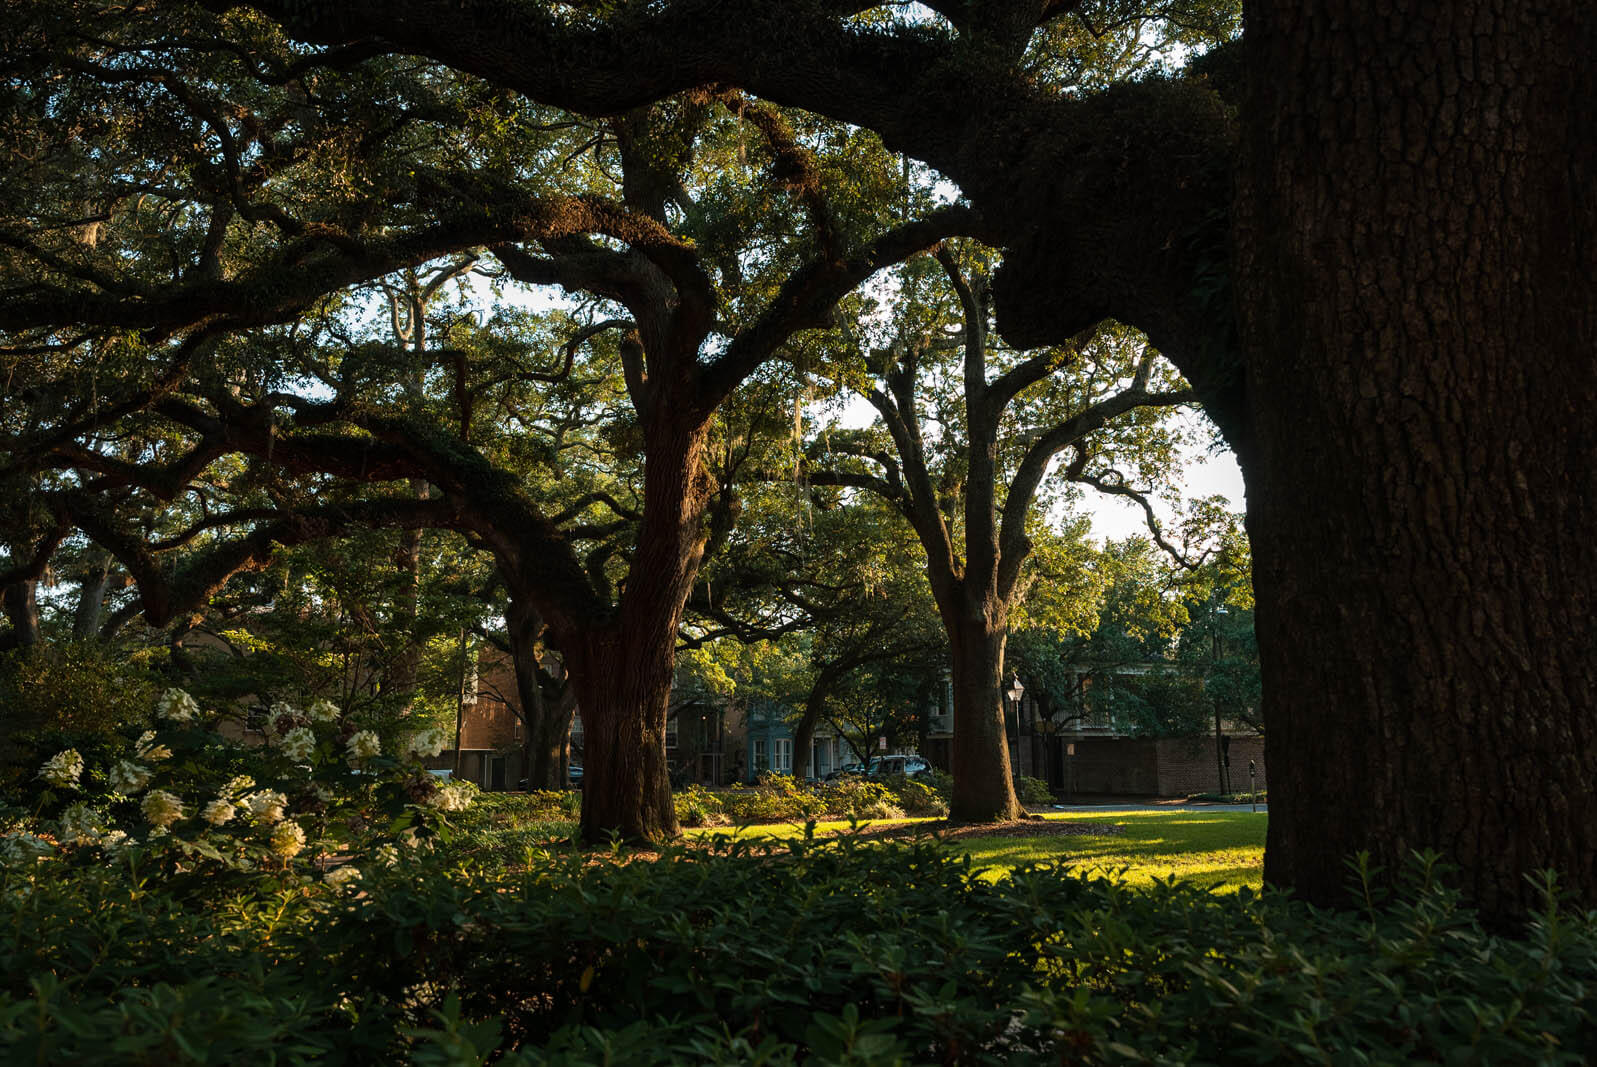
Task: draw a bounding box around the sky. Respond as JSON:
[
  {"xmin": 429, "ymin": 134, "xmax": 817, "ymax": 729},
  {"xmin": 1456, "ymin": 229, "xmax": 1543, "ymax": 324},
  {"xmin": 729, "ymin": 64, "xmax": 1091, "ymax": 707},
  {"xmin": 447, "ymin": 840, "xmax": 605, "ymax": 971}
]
[{"xmin": 1086, "ymin": 414, "xmax": 1246, "ymax": 543}]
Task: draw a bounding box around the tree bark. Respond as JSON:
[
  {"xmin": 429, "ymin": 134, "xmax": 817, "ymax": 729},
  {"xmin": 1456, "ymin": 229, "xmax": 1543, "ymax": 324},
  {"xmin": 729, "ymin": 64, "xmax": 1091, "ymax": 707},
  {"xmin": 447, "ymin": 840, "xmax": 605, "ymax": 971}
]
[
  {"xmin": 563, "ymin": 419, "xmax": 711, "ymax": 843},
  {"xmin": 2, "ymin": 581, "xmax": 40, "ymax": 651},
  {"xmin": 943, "ymin": 607, "xmax": 1023, "ymax": 822},
  {"xmin": 565, "ymin": 625, "xmax": 680, "ymax": 842},
  {"xmin": 1235, "ymin": 1, "xmax": 1597, "ymax": 921},
  {"xmin": 507, "ymin": 595, "xmax": 567, "ymax": 790},
  {"xmin": 791, "ymin": 663, "xmax": 844, "ymax": 783},
  {"xmin": 383, "ymin": 482, "xmax": 430, "ymax": 709},
  {"xmin": 71, "ymin": 546, "xmax": 112, "ymax": 641}
]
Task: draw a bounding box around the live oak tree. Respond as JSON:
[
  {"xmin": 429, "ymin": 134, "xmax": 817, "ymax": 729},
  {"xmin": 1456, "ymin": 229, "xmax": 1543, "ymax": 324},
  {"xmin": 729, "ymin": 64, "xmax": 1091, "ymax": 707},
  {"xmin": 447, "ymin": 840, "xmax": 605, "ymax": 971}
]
[
  {"xmin": 6, "ymin": 1, "xmax": 1593, "ymax": 918},
  {"xmin": 799, "ymin": 247, "xmax": 1193, "ymax": 820},
  {"xmin": 0, "ymin": 9, "xmax": 977, "ymax": 842},
  {"xmin": 162, "ymin": 0, "xmax": 1593, "ymax": 922}
]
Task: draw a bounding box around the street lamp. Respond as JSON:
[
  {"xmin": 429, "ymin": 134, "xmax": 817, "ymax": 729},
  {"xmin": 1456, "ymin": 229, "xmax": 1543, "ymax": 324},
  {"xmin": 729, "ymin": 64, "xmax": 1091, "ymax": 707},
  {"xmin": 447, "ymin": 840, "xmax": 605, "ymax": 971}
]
[
  {"xmin": 1005, "ymin": 674, "xmax": 1026, "ymax": 775},
  {"xmin": 1212, "ymin": 604, "xmax": 1229, "ymax": 796},
  {"xmin": 1006, "ymin": 675, "xmax": 1025, "ymax": 730}
]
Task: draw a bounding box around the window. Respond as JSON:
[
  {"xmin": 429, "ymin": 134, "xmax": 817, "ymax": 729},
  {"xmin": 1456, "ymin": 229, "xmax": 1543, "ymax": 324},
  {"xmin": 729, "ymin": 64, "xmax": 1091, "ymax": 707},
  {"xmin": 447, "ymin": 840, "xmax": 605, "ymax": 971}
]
[
  {"xmin": 774, "ymin": 738, "xmax": 793, "ymax": 774},
  {"xmin": 753, "ymin": 738, "xmax": 769, "ymax": 773},
  {"xmin": 665, "ymin": 717, "xmax": 678, "ymax": 748}
]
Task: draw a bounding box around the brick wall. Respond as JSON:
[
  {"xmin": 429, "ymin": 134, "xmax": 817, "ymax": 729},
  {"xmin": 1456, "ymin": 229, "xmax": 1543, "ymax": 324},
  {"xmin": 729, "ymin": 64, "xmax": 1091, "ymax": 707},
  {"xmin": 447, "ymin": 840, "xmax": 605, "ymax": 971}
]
[
  {"xmin": 1066, "ymin": 738, "xmax": 1161, "ymax": 794},
  {"xmin": 456, "ymin": 656, "xmax": 522, "ymax": 750},
  {"xmin": 1060, "ymin": 736, "xmax": 1267, "ymax": 796},
  {"xmin": 1154, "ymin": 736, "xmax": 1267, "ymax": 796}
]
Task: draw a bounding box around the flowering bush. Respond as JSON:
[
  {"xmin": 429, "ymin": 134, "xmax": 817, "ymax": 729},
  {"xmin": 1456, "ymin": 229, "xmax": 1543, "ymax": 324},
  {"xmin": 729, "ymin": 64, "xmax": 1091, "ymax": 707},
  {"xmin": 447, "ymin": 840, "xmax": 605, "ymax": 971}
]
[
  {"xmin": 268, "ymin": 821, "xmax": 307, "ymax": 858},
  {"xmin": 155, "ymin": 688, "xmax": 200, "ymax": 723},
  {"xmin": 402, "ymin": 726, "xmax": 448, "ymax": 760},
  {"xmin": 345, "ymin": 729, "xmax": 381, "ymax": 767},
  {"xmin": 325, "ymin": 864, "xmax": 362, "ymax": 889},
  {"xmin": 279, "ymin": 727, "xmax": 317, "ymax": 762},
  {"xmin": 140, "ymin": 790, "xmax": 185, "ymax": 830},
  {"xmin": 36, "ymin": 749, "xmax": 84, "ymax": 790},
  {"xmin": 0, "ymin": 688, "xmax": 473, "ymax": 882},
  {"xmin": 107, "ymin": 759, "xmax": 152, "ymax": 795}
]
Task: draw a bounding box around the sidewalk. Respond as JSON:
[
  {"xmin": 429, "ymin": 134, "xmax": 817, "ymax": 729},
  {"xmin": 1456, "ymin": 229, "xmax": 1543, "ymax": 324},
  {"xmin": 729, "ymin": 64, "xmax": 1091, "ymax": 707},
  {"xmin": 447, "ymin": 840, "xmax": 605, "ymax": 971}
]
[{"xmin": 1032, "ymin": 795, "xmax": 1268, "ymax": 815}]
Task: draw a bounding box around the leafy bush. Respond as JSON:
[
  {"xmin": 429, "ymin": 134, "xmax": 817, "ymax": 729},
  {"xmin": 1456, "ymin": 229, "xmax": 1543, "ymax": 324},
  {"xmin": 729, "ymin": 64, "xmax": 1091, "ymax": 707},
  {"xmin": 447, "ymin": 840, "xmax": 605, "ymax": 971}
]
[
  {"xmin": 0, "ymin": 689, "xmax": 471, "ymax": 886},
  {"xmin": 822, "ymin": 779, "xmax": 904, "ymax": 820},
  {"xmin": 672, "ymin": 784, "xmax": 725, "ymax": 827},
  {"xmin": 2, "ymin": 838, "xmax": 1592, "ymax": 1065},
  {"xmin": 717, "ymin": 775, "xmax": 826, "ymax": 824},
  {"xmin": 1014, "ymin": 775, "xmax": 1054, "ymax": 806},
  {"xmin": 885, "ymin": 776, "xmax": 949, "ymax": 817},
  {"xmin": 0, "ymin": 644, "xmax": 159, "ymax": 794},
  {"xmin": 516, "ymin": 790, "xmax": 583, "ymax": 821},
  {"xmin": 1188, "ymin": 789, "xmax": 1267, "ymax": 803}
]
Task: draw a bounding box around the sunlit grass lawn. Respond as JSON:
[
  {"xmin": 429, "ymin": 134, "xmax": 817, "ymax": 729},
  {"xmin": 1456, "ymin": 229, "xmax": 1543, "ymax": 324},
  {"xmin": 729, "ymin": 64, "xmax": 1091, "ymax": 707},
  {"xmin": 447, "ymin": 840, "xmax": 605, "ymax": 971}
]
[{"xmin": 685, "ymin": 810, "xmax": 1268, "ymax": 891}]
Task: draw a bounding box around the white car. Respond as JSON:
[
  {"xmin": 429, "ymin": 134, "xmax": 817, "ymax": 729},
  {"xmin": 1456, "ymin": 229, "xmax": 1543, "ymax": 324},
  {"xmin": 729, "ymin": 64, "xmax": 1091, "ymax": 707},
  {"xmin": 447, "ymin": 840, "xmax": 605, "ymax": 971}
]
[{"xmin": 868, "ymin": 755, "xmax": 931, "ymax": 779}]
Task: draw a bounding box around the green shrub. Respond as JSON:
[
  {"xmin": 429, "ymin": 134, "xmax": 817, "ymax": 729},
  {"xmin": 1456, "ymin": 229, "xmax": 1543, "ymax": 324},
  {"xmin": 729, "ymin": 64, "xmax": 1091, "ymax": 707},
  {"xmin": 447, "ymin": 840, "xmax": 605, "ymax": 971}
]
[
  {"xmin": 0, "ymin": 644, "xmax": 159, "ymax": 796},
  {"xmin": 0, "ymin": 687, "xmax": 474, "ymax": 888},
  {"xmin": 672, "ymin": 784, "xmax": 725, "ymax": 827},
  {"xmin": 823, "ymin": 779, "xmax": 904, "ymax": 820},
  {"xmin": 3, "ymin": 840, "xmax": 1593, "ymax": 1065},
  {"xmin": 1014, "ymin": 775, "xmax": 1053, "ymax": 807},
  {"xmin": 515, "ymin": 790, "xmax": 583, "ymax": 821},
  {"xmin": 886, "ymin": 776, "xmax": 949, "ymax": 817},
  {"xmin": 717, "ymin": 775, "xmax": 824, "ymax": 824}
]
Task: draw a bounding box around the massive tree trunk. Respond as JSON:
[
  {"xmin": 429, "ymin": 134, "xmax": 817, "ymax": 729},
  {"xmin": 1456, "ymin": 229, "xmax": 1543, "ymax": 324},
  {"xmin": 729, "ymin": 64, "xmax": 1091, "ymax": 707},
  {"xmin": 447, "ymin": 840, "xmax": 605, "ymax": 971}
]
[
  {"xmin": 563, "ymin": 419, "xmax": 711, "ymax": 843},
  {"xmin": 942, "ymin": 604, "xmax": 1023, "ymax": 822},
  {"xmin": 1235, "ymin": 2, "xmax": 1597, "ymax": 920},
  {"xmin": 564, "ymin": 625, "xmax": 679, "ymax": 841}
]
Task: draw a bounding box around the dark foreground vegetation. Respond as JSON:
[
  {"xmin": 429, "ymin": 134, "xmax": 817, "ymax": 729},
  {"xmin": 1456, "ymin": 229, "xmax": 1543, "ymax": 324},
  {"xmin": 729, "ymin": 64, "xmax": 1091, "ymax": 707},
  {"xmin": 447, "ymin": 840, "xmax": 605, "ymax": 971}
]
[{"xmin": 3, "ymin": 826, "xmax": 1591, "ymax": 1064}]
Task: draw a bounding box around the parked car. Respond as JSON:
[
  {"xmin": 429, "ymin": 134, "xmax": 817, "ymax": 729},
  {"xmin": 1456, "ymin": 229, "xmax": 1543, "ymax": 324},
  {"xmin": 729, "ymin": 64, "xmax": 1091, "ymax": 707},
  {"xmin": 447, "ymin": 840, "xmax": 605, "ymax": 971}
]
[
  {"xmin": 868, "ymin": 755, "xmax": 931, "ymax": 779},
  {"xmin": 567, "ymin": 764, "xmax": 583, "ymax": 787},
  {"xmin": 823, "ymin": 762, "xmax": 869, "ymax": 782},
  {"xmin": 427, "ymin": 768, "xmax": 453, "ymax": 782}
]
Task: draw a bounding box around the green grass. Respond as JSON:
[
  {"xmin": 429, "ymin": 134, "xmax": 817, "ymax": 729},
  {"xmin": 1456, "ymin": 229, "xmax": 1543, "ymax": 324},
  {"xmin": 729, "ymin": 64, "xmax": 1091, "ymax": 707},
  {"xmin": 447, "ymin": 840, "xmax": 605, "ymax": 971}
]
[
  {"xmin": 686, "ymin": 810, "xmax": 1267, "ymax": 891},
  {"xmin": 961, "ymin": 812, "xmax": 1266, "ymax": 891}
]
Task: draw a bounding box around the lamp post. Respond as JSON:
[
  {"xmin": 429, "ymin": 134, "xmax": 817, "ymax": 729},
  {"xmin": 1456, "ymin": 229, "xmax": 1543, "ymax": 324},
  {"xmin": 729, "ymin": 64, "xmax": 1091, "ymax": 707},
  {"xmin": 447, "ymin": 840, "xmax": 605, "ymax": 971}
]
[
  {"xmin": 1211, "ymin": 604, "xmax": 1229, "ymax": 796},
  {"xmin": 1006, "ymin": 674, "xmax": 1026, "ymax": 776}
]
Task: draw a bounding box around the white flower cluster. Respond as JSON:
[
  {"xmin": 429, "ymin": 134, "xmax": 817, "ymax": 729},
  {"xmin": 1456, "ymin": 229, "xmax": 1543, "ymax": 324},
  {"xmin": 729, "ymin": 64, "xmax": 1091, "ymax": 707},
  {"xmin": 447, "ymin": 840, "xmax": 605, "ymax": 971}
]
[
  {"xmin": 156, "ymin": 688, "xmax": 201, "ymax": 723},
  {"xmin": 345, "ymin": 730, "xmax": 381, "ymax": 767},
  {"xmin": 56, "ymin": 802, "xmax": 102, "ymax": 845},
  {"xmin": 246, "ymin": 790, "xmax": 288, "ymax": 824},
  {"xmin": 0, "ymin": 832, "xmax": 54, "ymax": 866},
  {"xmin": 52, "ymin": 805, "xmax": 131, "ymax": 853},
  {"xmin": 269, "ymin": 821, "xmax": 306, "ymax": 858},
  {"xmin": 402, "ymin": 727, "xmax": 448, "ymax": 760},
  {"xmin": 201, "ymin": 799, "xmax": 236, "ymax": 827},
  {"xmin": 325, "ymin": 865, "xmax": 362, "ymax": 889},
  {"xmin": 141, "ymin": 790, "xmax": 185, "ymax": 829},
  {"xmin": 37, "ymin": 749, "xmax": 84, "ymax": 790},
  {"xmin": 307, "ymin": 699, "xmax": 340, "ymax": 723},
  {"xmin": 135, "ymin": 731, "xmax": 171, "ymax": 762},
  {"xmin": 426, "ymin": 781, "xmax": 474, "ymax": 813},
  {"xmin": 374, "ymin": 844, "xmax": 400, "ymax": 868},
  {"xmin": 280, "ymin": 727, "xmax": 317, "ymax": 762},
  {"xmin": 108, "ymin": 759, "xmax": 153, "ymax": 796}
]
